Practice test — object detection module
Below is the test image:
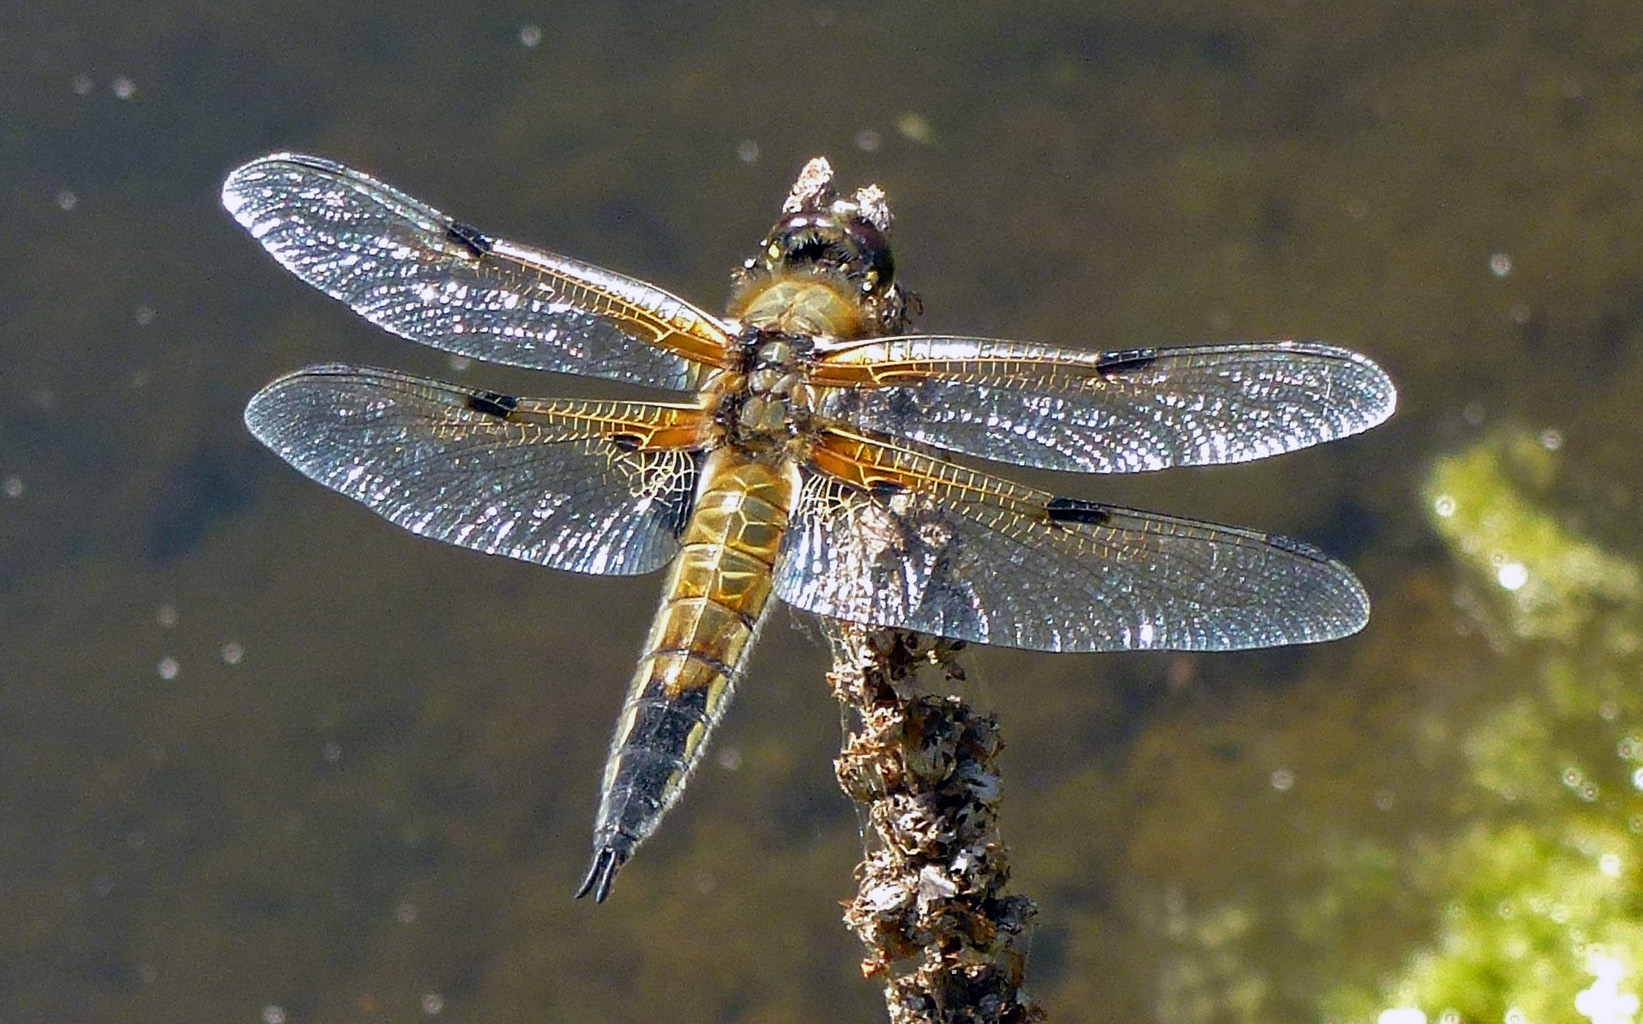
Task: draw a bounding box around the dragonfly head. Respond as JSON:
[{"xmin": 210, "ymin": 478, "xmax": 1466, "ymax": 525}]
[{"xmin": 727, "ymin": 157, "xmax": 918, "ymax": 338}]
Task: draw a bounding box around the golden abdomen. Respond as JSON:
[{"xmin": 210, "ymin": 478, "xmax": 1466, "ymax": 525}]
[{"xmin": 578, "ymin": 447, "xmax": 799, "ymax": 897}]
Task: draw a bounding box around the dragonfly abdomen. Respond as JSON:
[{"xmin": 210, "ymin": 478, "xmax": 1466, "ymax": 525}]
[{"xmin": 577, "ymin": 447, "xmax": 800, "ymax": 901}]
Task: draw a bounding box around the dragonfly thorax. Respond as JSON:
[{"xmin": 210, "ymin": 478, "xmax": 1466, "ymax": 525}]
[
  {"xmin": 729, "ymin": 277, "xmax": 870, "ymax": 337},
  {"xmin": 708, "ymin": 328, "xmax": 817, "ymax": 458}
]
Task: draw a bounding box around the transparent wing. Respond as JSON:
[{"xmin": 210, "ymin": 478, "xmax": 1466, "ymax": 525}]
[
  {"xmin": 245, "ymin": 365, "xmax": 703, "ymax": 574},
  {"xmin": 811, "ymin": 337, "xmax": 1396, "ymax": 473},
  {"xmin": 775, "ymin": 430, "xmax": 1369, "ymax": 652},
  {"xmin": 223, "ymin": 153, "xmax": 732, "ymax": 390}
]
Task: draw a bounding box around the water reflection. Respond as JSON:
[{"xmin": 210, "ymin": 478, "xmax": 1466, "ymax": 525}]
[{"xmin": 1356, "ymin": 432, "xmax": 1643, "ymax": 1024}]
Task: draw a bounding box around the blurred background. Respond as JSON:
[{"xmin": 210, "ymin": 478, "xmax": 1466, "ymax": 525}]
[{"xmin": 5, "ymin": 2, "xmax": 1643, "ymax": 1022}]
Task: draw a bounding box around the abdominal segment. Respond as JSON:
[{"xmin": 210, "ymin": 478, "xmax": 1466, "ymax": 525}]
[{"xmin": 578, "ymin": 448, "xmax": 799, "ymax": 901}]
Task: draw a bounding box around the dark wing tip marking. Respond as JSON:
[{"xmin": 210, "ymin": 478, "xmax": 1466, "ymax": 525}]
[
  {"xmin": 1267, "ymin": 532, "xmax": 1333, "ymax": 564},
  {"xmin": 1094, "ymin": 347, "xmax": 1159, "ymax": 374},
  {"xmin": 446, "ymin": 221, "xmax": 494, "ymax": 258},
  {"xmin": 1044, "ymin": 496, "xmax": 1114, "ymax": 526},
  {"xmin": 574, "ymin": 846, "xmax": 627, "ymax": 903},
  {"xmin": 464, "ymin": 390, "xmax": 519, "ymax": 419}
]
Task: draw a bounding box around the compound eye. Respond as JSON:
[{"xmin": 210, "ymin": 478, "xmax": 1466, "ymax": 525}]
[{"xmin": 843, "ymin": 218, "xmax": 894, "ymax": 285}]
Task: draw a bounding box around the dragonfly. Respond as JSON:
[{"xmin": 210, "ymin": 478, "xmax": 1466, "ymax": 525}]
[{"xmin": 224, "ymin": 152, "xmax": 1395, "ymax": 902}]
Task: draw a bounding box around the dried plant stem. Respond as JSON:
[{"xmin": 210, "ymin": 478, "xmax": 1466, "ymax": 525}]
[{"xmin": 827, "ymin": 622, "xmax": 1044, "ymax": 1024}]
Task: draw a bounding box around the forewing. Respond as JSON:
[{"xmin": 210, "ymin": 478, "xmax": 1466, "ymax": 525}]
[
  {"xmin": 245, "ymin": 365, "xmax": 702, "ymax": 574},
  {"xmin": 775, "ymin": 430, "xmax": 1369, "ymax": 652},
  {"xmin": 812, "ymin": 337, "xmax": 1395, "ymax": 473},
  {"xmin": 223, "ymin": 153, "xmax": 731, "ymax": 389}
]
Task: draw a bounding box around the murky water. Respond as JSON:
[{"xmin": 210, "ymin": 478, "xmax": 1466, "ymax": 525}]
[{"xmin": 5, "ymin": 3, "xmax": 1643, "ymax": 1022}]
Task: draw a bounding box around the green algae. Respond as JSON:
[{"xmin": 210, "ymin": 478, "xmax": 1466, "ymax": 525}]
[
  {"xmin": 1336, "ymin": 431, "xmax": 1643, "ymax": 1024},
  {"xmin": 1427, "ymin": 431, "xmax": 1640, "ymax": 645}
]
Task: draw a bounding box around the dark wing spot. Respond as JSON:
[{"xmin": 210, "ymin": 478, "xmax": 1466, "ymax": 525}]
[
  {"xmin": 608, "ymin": 433, "xmax": 643, "ymax": 453},
  {"xmin": 885, "ymin": 387, "xmax": 922, "ymax": 419},
  {"xmin": 1267, "ymin": 533, "xmax": 1331, "ymax": 563},
  {"xmin": 1094, "ymin": 348, "xmax": 1158, "ymax": 374},
  {"xmin": 868, "ymin": 478, "xmax": 907, "ymax": 502},
  {"xmin": 446, "ymin": 221, "xmax": 494, "ymax": 258},
  {"xmin": 465, "ymin": 390, "xmax": 518, "ymax": 419},
  {"xmin": 1045, "ymin": 497, "xmax": 1113, "ymax": 525}
]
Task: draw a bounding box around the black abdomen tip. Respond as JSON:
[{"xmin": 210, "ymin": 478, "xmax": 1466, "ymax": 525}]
[{"xmin": 574, "ymin": 845, "xmax": 628, "ymax": 903}]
